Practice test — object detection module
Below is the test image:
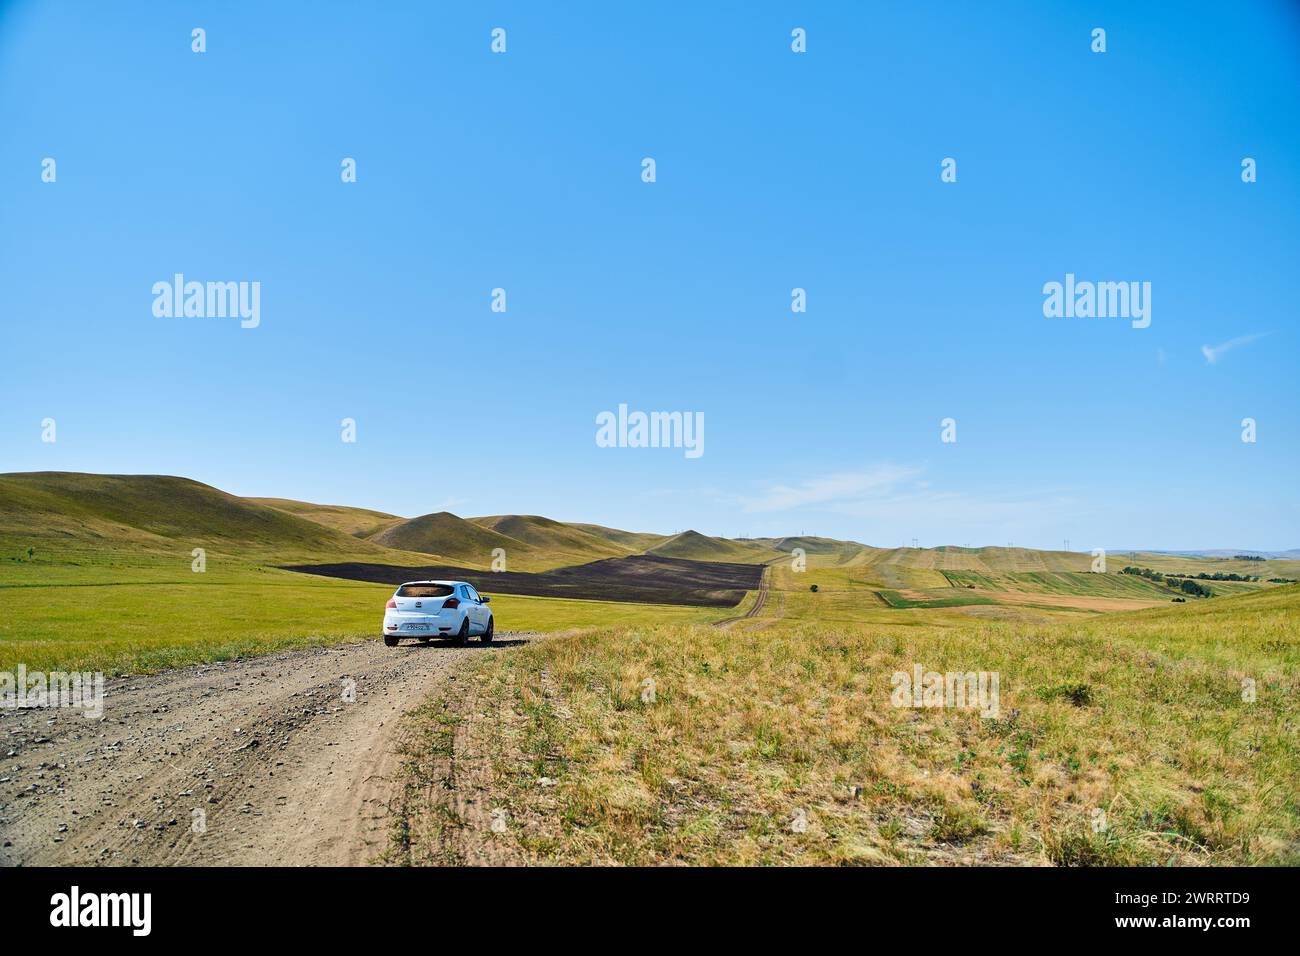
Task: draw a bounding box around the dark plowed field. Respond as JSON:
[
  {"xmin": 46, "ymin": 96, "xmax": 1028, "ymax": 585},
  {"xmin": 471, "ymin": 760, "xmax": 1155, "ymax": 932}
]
[{"xmin": 280, "ymin": 554, "xmax": 763, "ymax": 608}]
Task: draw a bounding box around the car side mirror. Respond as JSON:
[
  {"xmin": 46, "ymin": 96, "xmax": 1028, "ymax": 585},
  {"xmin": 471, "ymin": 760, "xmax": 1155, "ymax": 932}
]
[{"xmin": 481, "ymin": 596, "xmax": 490, "ymax": 604}]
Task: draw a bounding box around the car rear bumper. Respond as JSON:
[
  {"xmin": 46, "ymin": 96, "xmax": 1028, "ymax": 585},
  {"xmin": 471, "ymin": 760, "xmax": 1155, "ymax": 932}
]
[{"xmin": 383, "ymin": 612, "xmax": 459, "ymax": 639}]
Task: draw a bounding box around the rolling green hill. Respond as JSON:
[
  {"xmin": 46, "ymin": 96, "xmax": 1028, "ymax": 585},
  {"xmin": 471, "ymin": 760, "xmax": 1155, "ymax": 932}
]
[
  {"xmin": 646, "ymin": 529, "xmax": 781, "ymax": 563},
  {"xmin": 468, "ymin": 514, "xmax": 633, "ymax": 562},
  {"xmin": 368, "ymin": 511, "xmax": 528, "ymax": 566},
  {"xmin": 247, "ymin": 497, "xmax": 402, "ymax": 538},
  {"xmin": 559, "ymin": 522, "xmax": 670, "ymax": 554},
  {"xmin": 0, "ymin": 472, "xmax": 398, "ymax": 563},
  {"xmin": 767, "ymin": 535, "xmax": 865, "ymax": 556}
]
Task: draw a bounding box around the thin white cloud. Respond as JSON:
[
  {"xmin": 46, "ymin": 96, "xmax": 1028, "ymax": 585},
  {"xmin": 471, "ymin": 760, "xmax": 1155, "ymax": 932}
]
[
  {"xmin": 732, "ymin": 464, "xmax": 1079, "ymax": 534},
  {"xmin": 737, "ymin": 464, "xmax": 920, "ymax": 513},
  {"xmin": 1201, "ymin": 333, "xmax": 1267, "ymax": 364},
  {"xmin": 832, "ymin": 486, "xmax": 1078, "ymax": 526}
]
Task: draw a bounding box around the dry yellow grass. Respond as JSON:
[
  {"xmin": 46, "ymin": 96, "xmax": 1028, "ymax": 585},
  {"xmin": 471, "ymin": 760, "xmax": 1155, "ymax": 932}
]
[{"xmin": 395, "ymin": 585, "xmax": 1300, "ymax": 866}]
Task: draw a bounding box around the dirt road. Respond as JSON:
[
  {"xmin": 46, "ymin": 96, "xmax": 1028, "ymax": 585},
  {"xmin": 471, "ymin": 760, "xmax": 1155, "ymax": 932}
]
[
  {"xmin": 0, "ymin": 636, "xmax": 528, "ymax": 866},
  {"xmin": 712, "ymin": 565, "xmax": 771, "ymax": 628}
]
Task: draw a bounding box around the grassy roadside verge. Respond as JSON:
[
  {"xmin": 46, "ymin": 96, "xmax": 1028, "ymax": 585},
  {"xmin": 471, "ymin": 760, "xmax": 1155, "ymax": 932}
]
[{"xmin": 389, "ymin": 586, "xmax": 1300, "ymax": 866}]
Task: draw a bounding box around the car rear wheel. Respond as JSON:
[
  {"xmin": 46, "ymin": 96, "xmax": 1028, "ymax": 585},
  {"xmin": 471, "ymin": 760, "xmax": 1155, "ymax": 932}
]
[
  {"xmin": 383, "ymin": 634, "xmax": 398, "ymax": 647},
  {"xmin": 481, "ymin": 617, "xmax": 494, "ymax": 643},
  {"xmin": 454, "ymin": 618, "xmax": 469, "ymax": 646}
]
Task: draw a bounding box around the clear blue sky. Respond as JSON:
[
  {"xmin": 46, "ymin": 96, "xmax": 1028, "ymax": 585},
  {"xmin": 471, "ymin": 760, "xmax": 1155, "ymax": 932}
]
[{"xmin": 2, "ymin": 1, "xmax": 1297, "ymax": 550}]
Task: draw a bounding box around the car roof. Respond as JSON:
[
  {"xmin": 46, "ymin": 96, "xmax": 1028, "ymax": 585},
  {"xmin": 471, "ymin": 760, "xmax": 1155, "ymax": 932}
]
[{"xmin": 397, "ymin": 580, "xmax": 468, "ymax": 587}]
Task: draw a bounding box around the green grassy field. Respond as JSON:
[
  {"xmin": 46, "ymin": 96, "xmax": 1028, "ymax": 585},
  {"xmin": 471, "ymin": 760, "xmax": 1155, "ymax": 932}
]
[
  {"xmin": 877, "ymin": 588, "xmax": 1000, "ymax": 609},
  {"xmin": 0, "ymin": 472, "xmax": 755, "ymax": 674},
  {"xmin": 0, "ymin": 562, "xmax": 728, "ymax": 674},
  {"xmin": 940, "ymin": 570, "xmax": 1174, "ymax": 597},
  {"xmin": 1, "ymin": 557, "xmax": 1278, "ymax": 683},
  {"xmin": 764, "ymin": 549, "xmax": 1292, "ymax": 623},
  {"xmin": 397, "ymin": 584, "xmax": 1300, "ymax": 866}
]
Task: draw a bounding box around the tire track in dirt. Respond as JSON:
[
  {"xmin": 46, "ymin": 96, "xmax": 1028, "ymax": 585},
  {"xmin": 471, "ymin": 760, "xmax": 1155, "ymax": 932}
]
[{"xmin": 712, "ymin": 565, "xmax": 772, "ymax": 628}]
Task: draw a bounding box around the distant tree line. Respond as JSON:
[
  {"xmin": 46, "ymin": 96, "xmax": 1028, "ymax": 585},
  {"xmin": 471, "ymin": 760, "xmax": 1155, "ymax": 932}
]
[
  {"xmin": 1122, "ymin": 565, "xmax": 1259, "ymax": 583},
  {"xmin": 1120, "ymin": 566, "xmax": 1217, "ymax": 597},
  {"xmin": 1122, "ymin": 566, "xmax": 1163, "ymax": 580},
  {"xmin": 1234, "ymin": 555, "xmax": 1265, "ymax": 561}
]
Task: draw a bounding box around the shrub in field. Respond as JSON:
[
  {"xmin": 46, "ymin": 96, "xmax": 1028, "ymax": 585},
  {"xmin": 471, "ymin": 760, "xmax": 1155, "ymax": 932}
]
[{"xmin": 1037, "ymin": 682, "xmax": 1095, "ymax": 707}]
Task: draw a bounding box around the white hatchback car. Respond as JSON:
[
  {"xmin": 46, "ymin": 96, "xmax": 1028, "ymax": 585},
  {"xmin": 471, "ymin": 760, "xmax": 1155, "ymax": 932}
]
[{"xmin": 382, "ymin": 580, "xmax": 494, "ymax": 646}]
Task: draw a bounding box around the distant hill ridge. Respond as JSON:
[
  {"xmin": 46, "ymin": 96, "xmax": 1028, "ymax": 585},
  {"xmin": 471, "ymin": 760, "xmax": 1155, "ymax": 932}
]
[
  {"xmin": 1116, "ymin": 548, "xmax": 1300, "ymax": 560},
  {"xmin": 3, "ymin": 472, "xmax": 1296, "ymax": 575}
]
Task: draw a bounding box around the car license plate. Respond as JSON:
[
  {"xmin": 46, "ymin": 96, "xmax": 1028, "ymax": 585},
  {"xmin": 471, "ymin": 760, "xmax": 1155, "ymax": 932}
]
[{"xmin": 407, "ymin": 624, "xmax": 427, "ymax": 631}]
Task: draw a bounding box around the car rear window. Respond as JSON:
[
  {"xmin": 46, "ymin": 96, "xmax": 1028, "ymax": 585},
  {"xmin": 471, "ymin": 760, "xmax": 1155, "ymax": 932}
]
[{"xmin": 396, "ymin": 584, "xmax": 455, "ymax": 598}]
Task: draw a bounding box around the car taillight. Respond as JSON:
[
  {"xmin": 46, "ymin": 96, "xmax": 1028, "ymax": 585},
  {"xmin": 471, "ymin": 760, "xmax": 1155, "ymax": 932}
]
[
  {"xmin": 443, "ymin": 597, "xmax": 460, "ymax": 609},
  {"xmin": 385, "ymin": 598, "xmax": 397, "ymax": 609}
]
